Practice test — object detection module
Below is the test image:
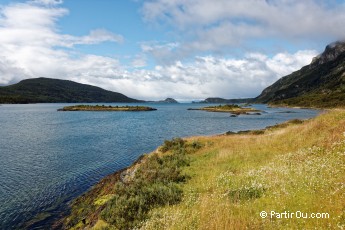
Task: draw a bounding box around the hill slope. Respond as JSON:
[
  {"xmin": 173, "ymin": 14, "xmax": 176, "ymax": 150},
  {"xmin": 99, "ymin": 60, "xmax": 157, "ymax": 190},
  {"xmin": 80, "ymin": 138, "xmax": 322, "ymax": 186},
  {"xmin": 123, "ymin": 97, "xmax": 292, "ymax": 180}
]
[
  {"xmin": 59, "ymin": 109, "xmax": 345, "ymax": 229},
  {"xmin": 0, "ymin": 78, "xmax": 142, "ymax": 103},
  {"xmin": 255, "ymin": 41, "xmax": 345, "ymax": 107}
]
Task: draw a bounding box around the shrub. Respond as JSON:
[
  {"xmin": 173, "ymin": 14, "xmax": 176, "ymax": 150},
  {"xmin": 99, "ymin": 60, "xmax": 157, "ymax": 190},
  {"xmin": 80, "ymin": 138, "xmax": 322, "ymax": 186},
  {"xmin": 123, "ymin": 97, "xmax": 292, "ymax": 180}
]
[
  {"xmin": 160, "ymin": 138, "xmax": 185, "ymax": 152},
  {"xmin": 100, "ymin": 138, "xmax": 202, "ymax": 229}
]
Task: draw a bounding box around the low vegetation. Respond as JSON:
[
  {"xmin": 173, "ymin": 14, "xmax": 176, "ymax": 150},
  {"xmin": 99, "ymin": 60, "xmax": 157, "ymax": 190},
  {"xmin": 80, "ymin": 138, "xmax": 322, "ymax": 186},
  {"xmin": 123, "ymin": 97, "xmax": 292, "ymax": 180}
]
[
  {"xmin": 61, "ymin": 138, "xmax": 202, "ymax": 229},
  {"xmin": 140, "ymin": 109, "xmax": 345, "ymax": 230},
  {"xmin": 57, "ymin": 105, "xmax": 157, "ymax": 111},
  {"xmin": 188, "ymin": 104, "xmax": 261, "ymax": 115},
  {"xmin": 271, "ymin": 90, "xmax": 345, "ymax": 108},
  {"xmin": 61, "ymin": 109, "xmax": 345, "ymax": 229}
]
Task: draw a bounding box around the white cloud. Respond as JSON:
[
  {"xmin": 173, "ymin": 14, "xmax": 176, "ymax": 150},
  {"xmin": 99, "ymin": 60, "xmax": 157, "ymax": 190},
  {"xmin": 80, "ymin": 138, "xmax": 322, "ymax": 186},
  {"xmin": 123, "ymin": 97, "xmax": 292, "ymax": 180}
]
[
  {"xmin": 131, "ymin": 55, "xmax": 147, "ymax": 68},
  {"xmin": 140, "ymin": 41, "xmax": 180, "ymax": 64},
  {"xmin": 0, "ymin": 1, "xmax": 125, "ymax": 84},
  {"xmin": 0, "ymin": 0, "xmax": 319, "ymax": 100},
  {"xmin": 30, "ymin": 0, "xmax": 63, "ymax": 6},
  {"xmin": 76, "ymin": 29, "xmax": 124, "ymax": 45},
  {"xmin": 141, "ymin": 0, "xmax": 345, "ymax": 60},
  {"xmin": 77, "ymin": 49, "xmax": 316, "ymax": 100}
]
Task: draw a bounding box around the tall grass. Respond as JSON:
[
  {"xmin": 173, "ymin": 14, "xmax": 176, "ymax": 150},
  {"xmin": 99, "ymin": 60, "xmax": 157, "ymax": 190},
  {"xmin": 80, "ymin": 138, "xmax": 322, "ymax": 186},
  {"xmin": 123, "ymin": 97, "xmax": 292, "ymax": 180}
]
[
  {"xmin": 63, "ymin": 110, "xmax": 345, "ymax": 230},
  {"xmin": 140, "ymin": 109, "xmax": 345, "ymax": 230}
]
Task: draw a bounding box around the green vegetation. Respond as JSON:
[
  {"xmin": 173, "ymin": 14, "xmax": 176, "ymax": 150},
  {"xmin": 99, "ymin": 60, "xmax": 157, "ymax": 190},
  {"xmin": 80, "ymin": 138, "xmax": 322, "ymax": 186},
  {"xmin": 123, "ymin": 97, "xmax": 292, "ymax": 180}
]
[
  {"xmin": 255, "ymin": 41, "xmax": 345, "ymax": 108},
  {"xmin": 61, "ymin": 110, "xmax": 345, "ymax": 229},
  {"xmin": 140, "ymin": 109, "xmax": 345, "ymax": 229},
  {"xmin": 198, "ymin": 97, "xmax": 254, "ymax": 104},
  {"xmin": 57, "ymin": 105, "xmax": 157, "ymax": 111},
  {"xmin": 273, "ymin": 91, "xmax": 345, "ymax": 108},
  {"xmin": 225, "ymin": 119, "xmax": 305, "ymax": 135},
  {"xmin": 189, "ymin": 104, "xmax": 261, "ymax": 115},
  {"xmin": 62, "ymin": 138, "xmax": 203, "ymax": 229},
  {"xmin": 0, "ymin": 77, "xmax": 142, "ymax": 103}
]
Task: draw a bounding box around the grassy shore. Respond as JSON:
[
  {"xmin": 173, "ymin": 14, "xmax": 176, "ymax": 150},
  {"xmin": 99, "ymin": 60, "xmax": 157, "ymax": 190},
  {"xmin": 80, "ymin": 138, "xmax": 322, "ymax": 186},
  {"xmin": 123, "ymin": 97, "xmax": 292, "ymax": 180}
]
[
  {"xmin": 188, "ymin": 104, "xmax": 261, "ymax": 115},
  {"xmin": 57, "ymin": 105, "xmax": 157, "ymax": 111},
  {"xmin": 61, "ymin": 109, "xmax": 345, "ymax": 229}
]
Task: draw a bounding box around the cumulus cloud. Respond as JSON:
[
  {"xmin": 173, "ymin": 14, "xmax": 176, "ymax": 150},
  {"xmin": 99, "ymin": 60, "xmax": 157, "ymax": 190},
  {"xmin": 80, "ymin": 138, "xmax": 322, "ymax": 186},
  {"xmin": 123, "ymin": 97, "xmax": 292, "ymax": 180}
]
[
  {"xmin": 140, "ymin": 41, "xmax": 180, "ymax": 65},
  {"xmin": 141, "ymin": 0, "xmax": 345, "ymax": 60},
  {"xmin": 75, "ymin": 49, "xmax": 316, "ymax": 100},
  {"xmin": 0, "ymin": 0, "xmax": 319, "ymax": 100},
  {"xmin": 0, "ymin": 1, "xmax": 124, "ymax": 83}
]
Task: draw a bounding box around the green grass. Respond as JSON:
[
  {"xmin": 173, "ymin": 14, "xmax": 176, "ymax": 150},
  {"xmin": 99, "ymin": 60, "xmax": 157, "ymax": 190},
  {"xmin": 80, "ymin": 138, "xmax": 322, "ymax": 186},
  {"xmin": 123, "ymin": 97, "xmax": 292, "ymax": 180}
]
[
  {"xmin": 62, "ymin": 138, "xmax": 202, "ymax": 229},
  {"xmin": 140, "ymin": 109, "xmax": 345, "ymax": 230},
  {"xmin": 58, "ymin": 105, "xmax": 157, "ymax": 111},
  {"xmin": 190, "ymin": 104, "xmax": 261, "ymax": 115},
  {"xmin": 62, "ymin": 110, "xmax": 345, "ymax": 230}
]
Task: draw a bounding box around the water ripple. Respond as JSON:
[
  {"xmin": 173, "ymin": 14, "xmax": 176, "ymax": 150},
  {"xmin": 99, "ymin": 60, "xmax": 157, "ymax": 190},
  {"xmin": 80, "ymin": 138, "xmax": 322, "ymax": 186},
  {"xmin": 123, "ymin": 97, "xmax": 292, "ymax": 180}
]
[{"xmin": 0, "ymin": 103, "xmax": 319, "ymax": 229}]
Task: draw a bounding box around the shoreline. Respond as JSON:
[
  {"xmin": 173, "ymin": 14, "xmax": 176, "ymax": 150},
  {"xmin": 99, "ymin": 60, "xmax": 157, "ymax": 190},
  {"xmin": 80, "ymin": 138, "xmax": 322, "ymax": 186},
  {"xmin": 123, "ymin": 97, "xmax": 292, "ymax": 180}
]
[{"xmin": 54, "ymin": 108, "xmax": 327, "ymax": 229}]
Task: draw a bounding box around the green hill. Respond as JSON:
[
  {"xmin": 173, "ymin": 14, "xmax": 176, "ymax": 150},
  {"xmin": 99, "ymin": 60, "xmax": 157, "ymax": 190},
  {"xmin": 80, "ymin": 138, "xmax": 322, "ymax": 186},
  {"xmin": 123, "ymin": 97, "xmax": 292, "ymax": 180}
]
[
  {"xmin": 255, "ymin": 41, "xmax": 345, "ymax": 107},
  {"xmin": 0, "ymin": 77, "xmax": 142, "ymax": 103}
]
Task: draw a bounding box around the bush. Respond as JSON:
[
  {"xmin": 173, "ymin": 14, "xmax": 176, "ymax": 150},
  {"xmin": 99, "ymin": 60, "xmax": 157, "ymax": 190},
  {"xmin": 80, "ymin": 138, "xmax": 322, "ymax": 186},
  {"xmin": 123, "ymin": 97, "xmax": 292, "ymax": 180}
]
[
  {"xmin": 160, "ymin": 138, "xmax": 185, "ymax": 152},
  {"xmin": 100, "ymin": 138, "xmax": 202, "ymax": 229}
]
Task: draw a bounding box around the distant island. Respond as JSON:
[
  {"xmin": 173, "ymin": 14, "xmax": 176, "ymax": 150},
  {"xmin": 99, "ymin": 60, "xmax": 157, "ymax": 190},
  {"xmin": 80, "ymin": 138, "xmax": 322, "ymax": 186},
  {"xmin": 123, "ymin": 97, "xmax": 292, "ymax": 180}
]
[
  {"xmin": 0, "ymin": 77, "xmax": 142, "ymax": 104},
  {"xmin": 193, "ymin": 97, "xmax": 254, "ymax": 104},
  {"xmin": 188, "ymin": 104, "xmax": 261, "ymax": 115},
  {"xmin": 158, "ymin": 98, "xmax": 179, "ymax": 103},
  {"xmin": 57, "ymin": 105, "xmax": 157, "ymax": 111},
  {"xmin": 146, "ymin": 98, "xmax": 179, "ymax": 103}
]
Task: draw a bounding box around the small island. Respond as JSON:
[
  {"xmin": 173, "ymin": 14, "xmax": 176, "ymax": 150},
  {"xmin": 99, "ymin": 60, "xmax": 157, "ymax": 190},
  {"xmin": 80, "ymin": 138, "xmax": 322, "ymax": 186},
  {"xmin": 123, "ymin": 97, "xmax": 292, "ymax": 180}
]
[
  {"xmin": 57, "ymin": 105, "xmax": 157, "ymax": 111},
  {"xmin": 157, "ymin": 98, "xmax": 179, "ymax": 103},
  {"xmin": 188, "ymin": 104, "xmax": 261, "ymax": 115}
]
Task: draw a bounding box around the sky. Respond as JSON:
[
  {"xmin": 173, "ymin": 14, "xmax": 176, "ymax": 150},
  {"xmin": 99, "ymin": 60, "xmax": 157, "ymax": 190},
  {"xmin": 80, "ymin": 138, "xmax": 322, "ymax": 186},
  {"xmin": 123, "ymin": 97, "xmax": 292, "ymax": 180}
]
[{"xmin": 0, "ymin": 0, "xmax": 344, "ymax": 101}]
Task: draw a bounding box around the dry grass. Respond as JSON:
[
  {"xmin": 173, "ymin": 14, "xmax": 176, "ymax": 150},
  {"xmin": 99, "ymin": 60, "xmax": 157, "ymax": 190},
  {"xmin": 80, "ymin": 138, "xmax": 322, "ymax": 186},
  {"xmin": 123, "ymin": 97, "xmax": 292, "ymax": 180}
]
[{"xmin": 140, "ymin": 109, "xmax": 345, "ymax": 230}]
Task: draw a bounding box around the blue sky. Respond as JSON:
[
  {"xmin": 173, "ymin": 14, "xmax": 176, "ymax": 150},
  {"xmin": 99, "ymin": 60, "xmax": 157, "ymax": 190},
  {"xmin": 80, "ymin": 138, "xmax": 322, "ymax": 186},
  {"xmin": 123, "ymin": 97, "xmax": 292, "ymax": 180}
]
[{"xmin": 0, "ymin": 0, "xmax": 344, "ymax": 100}]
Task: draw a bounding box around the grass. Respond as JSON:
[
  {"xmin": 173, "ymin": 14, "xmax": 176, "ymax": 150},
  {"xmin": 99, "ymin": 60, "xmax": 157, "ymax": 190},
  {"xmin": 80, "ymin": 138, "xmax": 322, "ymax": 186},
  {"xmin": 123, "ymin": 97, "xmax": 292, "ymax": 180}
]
[
  {"xmin": 61, "ymin": 109, "xmax": 345, "ymax": 229},
  {"xmin": 140, "ymin": 109, "xmax": 345, "ymax": 230},
  {"xmin": 189, "ymin": 104, "xmax": 261, "ymax": 115},
  {"xmin": 62, "ymin": 138, "xmax": 201, "ymax": 229},
  {"xmin": 57, "ymin": 105, "xmax": 157, "ymax": 111}
]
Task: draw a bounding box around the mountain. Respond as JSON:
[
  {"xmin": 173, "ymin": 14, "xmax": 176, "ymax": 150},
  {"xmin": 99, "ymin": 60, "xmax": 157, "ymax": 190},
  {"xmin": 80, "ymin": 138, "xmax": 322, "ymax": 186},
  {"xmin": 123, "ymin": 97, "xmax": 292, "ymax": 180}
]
[
  {"xmin": 255, "ymin": 41, "xmax": 345, "ymax": 107},
  {"xmin": 0, "ymin": 77, "xmax": 142, "ymax": 104},
  {"xmin": 195, "ymin": 97, "xmax": 253, "ymax": 104},
  {"xmin": 158, "ymin": 98, "xmax": 179, "ymax": 103}
]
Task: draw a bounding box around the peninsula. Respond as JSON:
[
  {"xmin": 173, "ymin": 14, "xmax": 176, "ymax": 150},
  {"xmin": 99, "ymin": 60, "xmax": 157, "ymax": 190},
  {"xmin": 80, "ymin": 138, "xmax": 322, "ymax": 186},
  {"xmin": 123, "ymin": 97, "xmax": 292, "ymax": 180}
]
[
  {"xmin": 55, "ymin": 41, "xmax": 345, "ymax": 230},
  {"xmin": 188, "ymin": 104, "xmax": 261, "ymax": 115},
  {"xmin": 57, "ymin": 105, "xmax": 157, "ymax": 111}
]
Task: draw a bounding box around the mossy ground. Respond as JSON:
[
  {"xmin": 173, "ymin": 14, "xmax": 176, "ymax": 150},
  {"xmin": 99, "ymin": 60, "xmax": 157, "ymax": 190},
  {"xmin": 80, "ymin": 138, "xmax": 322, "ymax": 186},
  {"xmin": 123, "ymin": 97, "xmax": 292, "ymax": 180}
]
[
  {"xmin": 190, "ymin": 104, "xmax": 261, "ymax": 115},
  {"xmin": 58, "ymin": 105, "xmax": 157, "ymax": 111},
  {"xmin": 62, "ymin": 109, "xmax": 345, "ymax": 230}
]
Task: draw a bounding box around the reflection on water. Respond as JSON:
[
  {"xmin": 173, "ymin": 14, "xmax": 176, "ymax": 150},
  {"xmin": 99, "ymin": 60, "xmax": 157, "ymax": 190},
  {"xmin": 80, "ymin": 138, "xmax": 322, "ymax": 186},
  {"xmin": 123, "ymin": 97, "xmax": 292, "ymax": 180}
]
[{"xmin": 0, "ymin": 103, "xmax": 319, "ymax": 228}]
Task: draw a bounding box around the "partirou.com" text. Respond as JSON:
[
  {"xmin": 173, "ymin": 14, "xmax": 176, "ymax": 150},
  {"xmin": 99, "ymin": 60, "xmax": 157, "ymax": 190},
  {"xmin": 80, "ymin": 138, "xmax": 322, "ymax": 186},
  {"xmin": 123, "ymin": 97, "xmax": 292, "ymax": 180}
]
[{"xmin": 260, "ymin": 210, "xmax": 330, "ymax": 219}]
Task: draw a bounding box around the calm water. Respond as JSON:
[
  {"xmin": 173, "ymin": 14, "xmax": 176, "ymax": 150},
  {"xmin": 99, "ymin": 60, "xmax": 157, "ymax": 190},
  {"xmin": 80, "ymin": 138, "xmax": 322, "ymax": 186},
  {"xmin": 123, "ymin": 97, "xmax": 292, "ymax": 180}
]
[{"xmin": 0, "ymin": 103, "xmax": 319, "ymax": 229}]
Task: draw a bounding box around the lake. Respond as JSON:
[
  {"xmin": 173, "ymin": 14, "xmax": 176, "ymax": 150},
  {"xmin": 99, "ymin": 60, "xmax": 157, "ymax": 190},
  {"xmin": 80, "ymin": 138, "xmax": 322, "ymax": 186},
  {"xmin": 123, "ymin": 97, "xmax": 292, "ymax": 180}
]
[{"xmin": 0, "ymin": 103, "xmax": 319, "ymax": 229}]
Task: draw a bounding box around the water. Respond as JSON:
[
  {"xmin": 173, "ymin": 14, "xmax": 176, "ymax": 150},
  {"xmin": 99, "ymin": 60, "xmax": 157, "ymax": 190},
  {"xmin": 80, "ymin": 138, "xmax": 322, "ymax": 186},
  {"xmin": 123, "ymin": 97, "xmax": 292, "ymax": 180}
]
[{"xmin": 0, "ymin": 103, "xmax": 319, "ymax": 229}]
